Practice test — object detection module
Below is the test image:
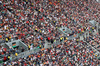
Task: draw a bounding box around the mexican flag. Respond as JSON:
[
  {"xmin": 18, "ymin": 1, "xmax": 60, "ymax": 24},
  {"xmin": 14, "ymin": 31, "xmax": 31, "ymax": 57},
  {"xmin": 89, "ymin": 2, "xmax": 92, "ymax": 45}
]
[{"xmin": 12, "ymin": 43, "xmax": 16, "ymax": 48}]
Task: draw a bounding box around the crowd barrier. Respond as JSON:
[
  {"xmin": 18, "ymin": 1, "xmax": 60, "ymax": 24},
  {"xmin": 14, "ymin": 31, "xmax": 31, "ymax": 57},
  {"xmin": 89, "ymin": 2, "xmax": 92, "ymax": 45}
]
[{"xmin": 13, "ymin": 47, "xmax": 41, "ymax": 60}]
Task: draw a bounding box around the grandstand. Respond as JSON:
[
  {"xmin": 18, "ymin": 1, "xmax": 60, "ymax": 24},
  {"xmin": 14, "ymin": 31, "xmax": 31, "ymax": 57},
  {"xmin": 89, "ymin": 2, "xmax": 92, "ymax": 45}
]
[{"xmin": 0, "ymin": 0, "xmax": 100, "ymax": 66}]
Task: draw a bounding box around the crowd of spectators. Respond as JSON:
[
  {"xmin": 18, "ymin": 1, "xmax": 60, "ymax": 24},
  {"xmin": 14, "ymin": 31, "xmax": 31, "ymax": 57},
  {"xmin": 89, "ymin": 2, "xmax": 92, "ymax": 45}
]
[
  {"xmin": 0, "ymin": 0, "xmax": 100, "ymax": 65},
  {"xmin": 2, "ymin": 40, "xmax": 100, "ymax": 66},
  {"xmin": 88, "ymin": 34, "xmax": 100, "ymax": 52}
]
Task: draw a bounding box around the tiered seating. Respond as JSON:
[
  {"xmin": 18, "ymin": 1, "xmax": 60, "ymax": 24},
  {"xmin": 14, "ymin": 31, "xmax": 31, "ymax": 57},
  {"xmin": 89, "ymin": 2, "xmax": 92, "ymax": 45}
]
[{"xmin": 0, "ymin": 0, "xmax": 100, "ymax": 65}]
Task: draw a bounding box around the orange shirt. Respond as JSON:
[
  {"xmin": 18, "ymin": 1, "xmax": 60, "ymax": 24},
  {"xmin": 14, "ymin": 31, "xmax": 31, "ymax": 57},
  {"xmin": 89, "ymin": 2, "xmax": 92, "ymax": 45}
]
[{"xmin": 0, "ymin": 35, "xmax": 2, "ymax": 38}]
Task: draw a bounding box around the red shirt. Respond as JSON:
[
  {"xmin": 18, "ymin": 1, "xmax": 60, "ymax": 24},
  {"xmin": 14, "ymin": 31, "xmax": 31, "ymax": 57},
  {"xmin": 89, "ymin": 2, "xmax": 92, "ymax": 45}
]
[
  {"xmin": 49, "ymin": 29, "xmax": 51, "ymax": 33},
  {"xmin": 74, "ymin": 45, "xmax": 76, "ymax": 48},
  {"xmin": 3, "ymin": 48, "xmax": 7, "ymax": 51},
  {"xmin": 40, "ymin": 37, "xmax": 43, "ymax": 40},
  {"xmin": 2, "ymin": 52, "xmax": 4, "ymax": 55},
  {"xmin": 13, "ymin": 25, "xmax": 16, "ymax": 28},
  {"xmin": 3, "ymin": 4, "xmax": 6, "ymax": 7},
  {"xmin": 48, "ymin": 37, "xmax": 50, "ymax": 40},
  {"xmin": 24, "ymin": 63, "xmax": 27, "ymax": 66},
  {"xmin": 3, "ymin": 56, "xmax": 7, "ymax": 61},
  {"xmin": 91, "ymin": 51, "xmax": 93, "ymax": 53},
  {"xmin": 26, "ymin": 21, "xmax": 29, "ymax": 23},
  {"xmin": 66, "ymin": 51, "xmax": 68, "ymax": 53},
  {"xmin": 78, "ymin": 58, "xmax": 79, "ymax": 61}
]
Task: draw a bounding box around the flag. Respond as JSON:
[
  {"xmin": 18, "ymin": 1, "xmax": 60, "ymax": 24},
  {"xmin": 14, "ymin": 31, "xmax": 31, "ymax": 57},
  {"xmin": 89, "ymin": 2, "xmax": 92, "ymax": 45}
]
[{"xmin": 12, "ymin": 43, "xmax": 16, "ymax": 48}]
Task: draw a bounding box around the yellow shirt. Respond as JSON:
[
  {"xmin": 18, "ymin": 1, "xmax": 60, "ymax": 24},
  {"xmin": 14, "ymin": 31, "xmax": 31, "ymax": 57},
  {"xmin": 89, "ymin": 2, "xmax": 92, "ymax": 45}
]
[
  {"xmin": 15, "ymin": 53, "xmax": 18, "ymax": 56},
  {"xmin": 92, "ymin": 27, "xmax": 94, "ymax": 29},
  {"xmin": 82, "ymin": 30, "xmax": 84, "ymax": 32},
  {"xmin": 54, "ymin": 40, "xmax": 56, "ymax": 42},
  {"xmin": 8, "ymin": 56, "xmax": 10, "ymax": 59},
  {"xmin": 39, "ymin": 45, "xmax": 41, "ymax": 47},
  {"xmin": 40, "ymin": 30, "xmax": 41, "ymax": 33},
  {"xmin": 28, "ymin": 45, "xmax": 30, "ymax": 48},
  {"xmin": 35, "ymin": 28, "xmax": 37, "ymax": 30},
  {"xmin": 6, "ymin": 38, "xmax": 8, "ymax": 41},
  {"xmin": 42, "ymin": 54, "xmax": 44, "ymax": 56},
  {"xmin": 32, "ymin": 3, "xmax": 34, "ymax": 5},
  {"xmin": 7, "ymin": 27, "xmax": 8, "ymax": 29},
  {"xmin": 60, "ymin": 38, "xmax": 63, "ymax": 40},
  {"xmin": 9, "ymin": 36, "xmax": 11, "ymax": 39},
  {"xmin": 66, "ymin": 37, "xmax": 68, "ymax": 40}
]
